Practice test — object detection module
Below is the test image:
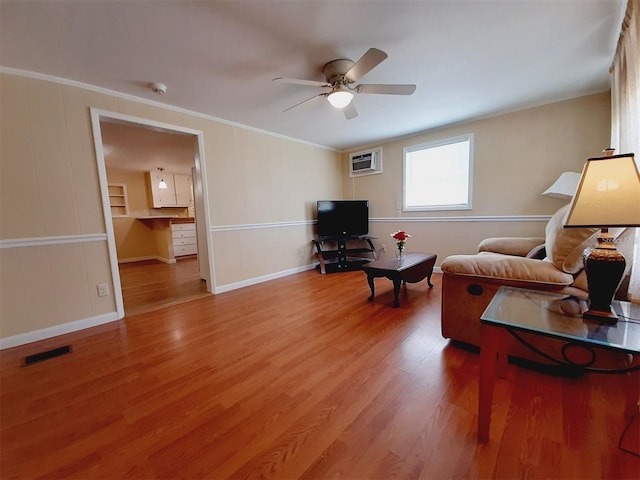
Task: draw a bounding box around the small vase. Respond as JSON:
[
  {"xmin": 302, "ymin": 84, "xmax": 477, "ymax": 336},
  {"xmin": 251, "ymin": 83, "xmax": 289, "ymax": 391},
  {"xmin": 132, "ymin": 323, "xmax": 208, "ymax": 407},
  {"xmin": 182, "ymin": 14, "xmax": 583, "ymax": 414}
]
[{"xmin": 396, "ymin": 248, "xmax": 405, "ymax": 260}]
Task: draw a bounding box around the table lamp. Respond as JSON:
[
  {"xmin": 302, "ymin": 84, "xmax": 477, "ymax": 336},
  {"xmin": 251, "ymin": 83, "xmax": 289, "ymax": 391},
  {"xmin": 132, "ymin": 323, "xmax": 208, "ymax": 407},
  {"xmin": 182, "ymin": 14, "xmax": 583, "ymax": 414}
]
[{"xmin": 564, "ymin": 151, "xmax": 640, "ymax": 321}]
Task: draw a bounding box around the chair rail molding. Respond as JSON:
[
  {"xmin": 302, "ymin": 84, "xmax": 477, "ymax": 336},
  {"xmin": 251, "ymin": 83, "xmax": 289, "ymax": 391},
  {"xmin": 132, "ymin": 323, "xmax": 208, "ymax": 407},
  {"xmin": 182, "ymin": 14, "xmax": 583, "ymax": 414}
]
[
  {"xmin": 371, "ymin": 215, "xmax": 552, "ymax": 223},
  {"xmin": 0, "ymin": 234, "xmax": 108, "ymax": 249}
]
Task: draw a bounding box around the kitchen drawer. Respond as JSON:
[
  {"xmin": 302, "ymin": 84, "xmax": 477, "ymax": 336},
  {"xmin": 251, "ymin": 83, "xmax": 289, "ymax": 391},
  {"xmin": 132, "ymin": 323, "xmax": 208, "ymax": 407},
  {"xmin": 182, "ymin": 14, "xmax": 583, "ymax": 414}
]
[
  {"xmin": 173, "ymin": 237, "xmax": 196, "ymax": 246},
  {"xmin": 172, "ymin": 229, "xmax": 196, "ymax": 239},
  {"xmin": 171, "ymin": 223, "xmax": 196, "ymax": 232},
  {"xmin": 174, "ymin": 244, "xmax": 197, "ymax": 256}
]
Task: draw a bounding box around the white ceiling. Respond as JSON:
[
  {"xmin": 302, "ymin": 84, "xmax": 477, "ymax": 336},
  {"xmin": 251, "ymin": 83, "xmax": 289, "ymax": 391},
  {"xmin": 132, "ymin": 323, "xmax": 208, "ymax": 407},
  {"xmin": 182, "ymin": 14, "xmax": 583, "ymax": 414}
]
[
  {"xmin": 1, "ymin": 0, "xmax": 625, "ymax": 151},
  {"xmin": 100, "ymin": 120, "xmax": 197, "ymax": 174}
]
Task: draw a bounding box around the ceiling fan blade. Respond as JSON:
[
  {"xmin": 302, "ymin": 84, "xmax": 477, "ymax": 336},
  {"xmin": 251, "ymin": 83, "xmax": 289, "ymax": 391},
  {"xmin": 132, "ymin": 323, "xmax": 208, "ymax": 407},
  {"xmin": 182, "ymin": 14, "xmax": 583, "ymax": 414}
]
[
  {"xmin": 356, "ymin": 84, "xmax": 416, "ymax": 95},
  {"xmin": 283, "ymin": 93, "xmax": 326, "ymax": 112},
  {"xmin": 273, "ymin": 77, "xmax": 329, "ymax": 88},
  {"xmin": 343, "ymin": 102, "xmax": 358, "ymax": 120},
  {"xmin": 345, "ymin": 48, "xmax": 388, "ymax": 83}
]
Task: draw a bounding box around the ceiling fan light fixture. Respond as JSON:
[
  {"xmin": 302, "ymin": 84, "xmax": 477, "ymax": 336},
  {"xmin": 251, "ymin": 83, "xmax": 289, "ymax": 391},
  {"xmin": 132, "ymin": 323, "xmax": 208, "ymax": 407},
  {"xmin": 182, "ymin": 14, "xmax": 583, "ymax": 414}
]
[{"xmin": 327, "ymin": 85, "xmax": 354, "ymax": 109}]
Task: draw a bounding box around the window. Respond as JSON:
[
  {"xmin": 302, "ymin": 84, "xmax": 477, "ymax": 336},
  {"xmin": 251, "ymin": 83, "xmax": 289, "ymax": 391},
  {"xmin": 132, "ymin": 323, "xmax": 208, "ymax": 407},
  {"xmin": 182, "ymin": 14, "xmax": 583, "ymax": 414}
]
[{"xmin": 403, "ymin": 134, "xmax": 473, "ymax": 211}]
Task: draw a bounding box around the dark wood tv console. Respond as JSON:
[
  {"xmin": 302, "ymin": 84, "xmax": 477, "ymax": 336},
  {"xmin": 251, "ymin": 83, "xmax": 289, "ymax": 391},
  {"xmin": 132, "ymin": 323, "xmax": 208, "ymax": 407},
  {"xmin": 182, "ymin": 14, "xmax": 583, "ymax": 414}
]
[{"xmin": 312, "ymin": 236, "xmax": 377, "ymax": 274}]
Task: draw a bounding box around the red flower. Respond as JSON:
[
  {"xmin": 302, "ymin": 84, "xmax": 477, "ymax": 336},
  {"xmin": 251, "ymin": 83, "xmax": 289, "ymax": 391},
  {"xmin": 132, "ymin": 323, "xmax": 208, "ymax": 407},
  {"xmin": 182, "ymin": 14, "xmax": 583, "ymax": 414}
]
[{"xmin": 391, "ymin": 230, "xmax": 410, "ymax": 241}]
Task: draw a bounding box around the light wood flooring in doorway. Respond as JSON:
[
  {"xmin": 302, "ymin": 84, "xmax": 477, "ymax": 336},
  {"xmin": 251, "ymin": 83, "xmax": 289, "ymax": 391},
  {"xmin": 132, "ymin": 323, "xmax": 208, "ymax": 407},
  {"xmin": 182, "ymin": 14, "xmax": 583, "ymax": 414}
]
[{"xmin": 119, "ymin": 256, "xmax": 209, "ymax": 316}]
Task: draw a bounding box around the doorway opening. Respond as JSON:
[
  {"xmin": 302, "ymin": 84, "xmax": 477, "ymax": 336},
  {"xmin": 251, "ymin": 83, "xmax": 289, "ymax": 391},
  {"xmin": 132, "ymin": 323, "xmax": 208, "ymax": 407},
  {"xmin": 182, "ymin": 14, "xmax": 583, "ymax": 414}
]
[
  {"xmin": 90, "ymin": 109, "xmax": 215, "ymax": 318},
  {"xmin": 117, "ymin": 256, "xmax": 208, "ymax": 316}
]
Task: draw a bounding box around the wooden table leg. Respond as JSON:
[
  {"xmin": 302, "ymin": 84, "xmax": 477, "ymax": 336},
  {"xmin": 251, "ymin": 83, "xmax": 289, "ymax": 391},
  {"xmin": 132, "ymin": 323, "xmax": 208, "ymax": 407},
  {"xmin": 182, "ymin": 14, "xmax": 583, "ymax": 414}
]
[
  {"xmin": 366, "ymin": 275, "xmax": 375, "ymax": 302},
  {"xmin": 496, "ymin": 330, "xmax": 509, "ymax": 379},
  {"xmin": 624, "ymin": 356, "xmax": 640, "ymax": 417},
  {"xmin": 392, "ymin": 278, "xmax": 402, "ymax": 307},
  {"xmin": 479, "ymin": 322, "xmax": 500, "ymax": 442}
]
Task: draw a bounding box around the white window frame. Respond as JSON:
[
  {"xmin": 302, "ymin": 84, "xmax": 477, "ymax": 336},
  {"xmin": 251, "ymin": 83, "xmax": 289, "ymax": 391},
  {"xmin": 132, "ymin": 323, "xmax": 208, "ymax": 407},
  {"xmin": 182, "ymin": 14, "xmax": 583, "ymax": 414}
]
[{"xmin": 403, "ymin": 134, "xmax": 474, "ymax": 212}]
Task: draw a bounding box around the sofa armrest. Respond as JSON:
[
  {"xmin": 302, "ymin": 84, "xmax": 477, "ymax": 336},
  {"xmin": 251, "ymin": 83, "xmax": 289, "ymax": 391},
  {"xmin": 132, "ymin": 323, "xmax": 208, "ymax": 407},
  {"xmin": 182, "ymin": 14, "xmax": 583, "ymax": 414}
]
[
  {"xmin": 478, "ymin": 237, "xmax": 546, "ymax": 257},
  {"xmin": 441, "ymin": 254, "xmax": 574, "ymax": 286}
]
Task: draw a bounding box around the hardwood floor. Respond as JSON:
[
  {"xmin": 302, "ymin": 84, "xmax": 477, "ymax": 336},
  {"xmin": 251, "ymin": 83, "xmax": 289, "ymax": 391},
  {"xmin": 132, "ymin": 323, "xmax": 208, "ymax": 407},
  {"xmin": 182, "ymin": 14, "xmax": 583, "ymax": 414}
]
[
  {"xmin": 119, "ymin": 257, "xmax": 210, "ymax": 316},
  {"xmin": 1, "ymin": 270, "xmax": 638, "ymax": 479}
]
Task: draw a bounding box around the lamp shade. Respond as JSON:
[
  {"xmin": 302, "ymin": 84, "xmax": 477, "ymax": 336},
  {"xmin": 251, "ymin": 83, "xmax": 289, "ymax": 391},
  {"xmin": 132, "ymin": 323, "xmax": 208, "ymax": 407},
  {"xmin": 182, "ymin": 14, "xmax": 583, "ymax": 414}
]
[
  {"xmin": 565, "ymin": 153, "xmax": 640, "ymax": 228},
  {"xmin": 542, "ymin": 172, "xmax": 582, "ymax": 199},
  {"xmin": 327, "ymin": 85, "xmax": 354, "ymax": 109}
]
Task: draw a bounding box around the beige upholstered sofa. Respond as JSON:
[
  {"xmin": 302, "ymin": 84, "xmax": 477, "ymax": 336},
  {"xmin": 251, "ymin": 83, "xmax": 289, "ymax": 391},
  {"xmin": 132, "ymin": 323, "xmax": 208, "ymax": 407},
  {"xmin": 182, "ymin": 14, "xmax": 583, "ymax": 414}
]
[{"xmin": 440, "ymin": 204, "xmax": 633, "ymax": 365}]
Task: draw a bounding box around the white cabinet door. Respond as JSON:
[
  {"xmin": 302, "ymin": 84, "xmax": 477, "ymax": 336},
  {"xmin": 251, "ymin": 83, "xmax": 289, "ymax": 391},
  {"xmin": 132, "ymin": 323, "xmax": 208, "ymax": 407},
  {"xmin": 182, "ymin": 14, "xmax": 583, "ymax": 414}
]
[
  {"xmin": 174, "ymin": 174, "xmax": 193, "ymax": 207},
  {"xmin": 149, "ymin": 171, "xmax": 184, "ymax": 207},
  {"xmin": 149, "ymin": 172, "xmax": 193, "ymax": 208}
]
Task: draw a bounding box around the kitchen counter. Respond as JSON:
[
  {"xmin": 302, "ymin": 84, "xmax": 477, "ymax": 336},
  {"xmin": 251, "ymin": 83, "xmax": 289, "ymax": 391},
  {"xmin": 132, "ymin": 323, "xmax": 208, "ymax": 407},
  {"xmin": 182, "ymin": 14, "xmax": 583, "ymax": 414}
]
[
  {"xmin": 136, "ymin": 215, "xmax": 177, "ymax": 221},
  {"xmin": 135, "ymin": 216, "xmax": 194, "ymax": 225}
]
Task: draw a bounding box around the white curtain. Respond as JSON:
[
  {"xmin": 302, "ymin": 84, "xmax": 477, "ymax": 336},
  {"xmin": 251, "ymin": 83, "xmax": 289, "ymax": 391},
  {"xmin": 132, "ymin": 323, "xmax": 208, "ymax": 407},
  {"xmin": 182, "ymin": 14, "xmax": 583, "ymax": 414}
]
[{"xmin": 610, "ymin": 0, "xmax": 640, "ymax": 302}]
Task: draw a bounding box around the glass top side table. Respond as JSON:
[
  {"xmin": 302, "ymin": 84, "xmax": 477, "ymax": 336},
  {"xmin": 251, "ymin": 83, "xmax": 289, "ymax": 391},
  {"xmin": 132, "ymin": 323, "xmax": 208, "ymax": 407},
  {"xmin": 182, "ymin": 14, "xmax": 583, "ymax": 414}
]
[
  {"xmin": 477, "ymin": 286, "xmax": 640, "ymax": 442},
  {"xmin": 482, "ymin": 286, "xmax": 640, "ymax": 355}
]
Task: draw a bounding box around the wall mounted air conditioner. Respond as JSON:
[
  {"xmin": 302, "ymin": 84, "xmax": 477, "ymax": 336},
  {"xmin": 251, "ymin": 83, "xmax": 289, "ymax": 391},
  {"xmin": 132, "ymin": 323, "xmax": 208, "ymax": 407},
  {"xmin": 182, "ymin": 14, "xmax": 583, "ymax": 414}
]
[{"xmin": 349, "ymin": 147, "xmax": 383, "ymax": 177}]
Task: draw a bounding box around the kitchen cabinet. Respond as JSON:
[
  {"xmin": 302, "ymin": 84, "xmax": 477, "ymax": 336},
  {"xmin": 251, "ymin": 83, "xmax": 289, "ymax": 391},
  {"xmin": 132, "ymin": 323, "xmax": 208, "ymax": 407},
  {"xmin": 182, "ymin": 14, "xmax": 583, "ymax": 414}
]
[
  {"xmin": 171, "ymin": 222, "xmax": 197, "ymax": 256},
  {"xmin": 148, "ymin": 171, "xmax": 193, "ymax": 208},
  {"xmin": 174, "ymin": 174, "xmax": 193, "ymax": 207}
]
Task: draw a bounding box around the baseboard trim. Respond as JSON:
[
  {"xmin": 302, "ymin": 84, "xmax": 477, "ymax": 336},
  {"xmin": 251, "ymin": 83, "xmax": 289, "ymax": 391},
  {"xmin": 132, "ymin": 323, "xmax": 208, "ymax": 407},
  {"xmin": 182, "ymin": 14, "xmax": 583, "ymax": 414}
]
[
  {"xmin": 0, "ymin": 312, "xmax": 120, "ymax": 350},
  {"xmin": 118, "ymin": 256, "xmax": 175, "ymax": 264},
  {"xmin": 215, "ymin": 264, "xmax": 441, "ymax": 294},
  {"xmin": 214, "ymin": 263, "xmax": 317, "ymax": 293}
]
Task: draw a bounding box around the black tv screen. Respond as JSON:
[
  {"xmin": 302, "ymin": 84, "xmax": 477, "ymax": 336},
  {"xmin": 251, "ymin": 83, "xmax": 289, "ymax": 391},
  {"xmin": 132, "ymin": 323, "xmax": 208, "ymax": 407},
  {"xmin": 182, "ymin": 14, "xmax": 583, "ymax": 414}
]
[{"xmin": 317, "ymin": 200, "xmax": 369, "ymax": 238}]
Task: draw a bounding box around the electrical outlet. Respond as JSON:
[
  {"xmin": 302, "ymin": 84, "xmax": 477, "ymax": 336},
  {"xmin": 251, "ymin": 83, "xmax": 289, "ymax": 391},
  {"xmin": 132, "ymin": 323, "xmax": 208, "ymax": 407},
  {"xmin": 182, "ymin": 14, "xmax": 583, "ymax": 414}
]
[
  {"xmin": 97, "ymin": 283, "xmax": 109, "ymax": 297},
  {"xmin": 381, "ymin": 244, "xmax": 387, "ymax": 252}
]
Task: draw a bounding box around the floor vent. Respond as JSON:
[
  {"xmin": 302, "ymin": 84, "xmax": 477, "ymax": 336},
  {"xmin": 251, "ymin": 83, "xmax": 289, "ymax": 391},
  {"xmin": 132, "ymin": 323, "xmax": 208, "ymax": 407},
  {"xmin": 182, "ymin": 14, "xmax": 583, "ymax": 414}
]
[{"xmin": 23, "ymin": 345, "xmax": 72, "ymax": 366}]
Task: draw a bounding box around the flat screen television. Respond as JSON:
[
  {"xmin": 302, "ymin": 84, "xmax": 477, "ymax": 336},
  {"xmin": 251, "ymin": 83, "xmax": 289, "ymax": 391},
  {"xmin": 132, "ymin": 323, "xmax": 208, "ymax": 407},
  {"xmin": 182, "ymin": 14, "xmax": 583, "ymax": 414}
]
[{"xmin": 317, "ymin": 200, "xmax": 369, "ymax": 238}]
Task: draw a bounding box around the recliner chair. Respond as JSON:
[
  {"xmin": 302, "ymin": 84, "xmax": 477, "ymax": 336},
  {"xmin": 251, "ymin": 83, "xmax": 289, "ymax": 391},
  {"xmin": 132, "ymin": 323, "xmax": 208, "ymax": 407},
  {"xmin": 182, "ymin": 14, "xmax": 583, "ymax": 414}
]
[{"xmin": 440, "ymin": 204, "xmax": 633, "ymax": 365}]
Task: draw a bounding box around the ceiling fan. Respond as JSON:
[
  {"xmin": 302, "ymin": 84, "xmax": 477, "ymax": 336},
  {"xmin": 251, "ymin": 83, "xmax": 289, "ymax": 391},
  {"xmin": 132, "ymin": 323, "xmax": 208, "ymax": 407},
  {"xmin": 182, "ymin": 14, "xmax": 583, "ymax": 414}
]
[{"xmin": 273, "ymin": 48, "xmax": 416, "ymax": 120}]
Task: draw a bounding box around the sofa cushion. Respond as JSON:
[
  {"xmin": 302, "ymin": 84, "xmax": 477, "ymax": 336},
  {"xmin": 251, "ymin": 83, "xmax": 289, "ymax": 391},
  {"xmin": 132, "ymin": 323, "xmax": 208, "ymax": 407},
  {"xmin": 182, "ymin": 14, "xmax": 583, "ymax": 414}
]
[
  {"xmin": 545, "ymin": 205, "xmax": 599, "ymax": 274},
  {"xmin": 441, "ymin": 253, "xmax": 574, "ymax": 286},
  {"xmin": 478, "ymin": 237, "xmax": 545, "ymax": 257}
]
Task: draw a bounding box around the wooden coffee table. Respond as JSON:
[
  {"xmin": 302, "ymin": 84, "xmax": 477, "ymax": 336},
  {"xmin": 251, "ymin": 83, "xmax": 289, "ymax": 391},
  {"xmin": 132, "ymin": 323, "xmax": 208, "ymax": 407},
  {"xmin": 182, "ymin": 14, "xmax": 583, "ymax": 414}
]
[{"xmin": 361, "ymin": 252, "xmax": 437, "ymax": 307}]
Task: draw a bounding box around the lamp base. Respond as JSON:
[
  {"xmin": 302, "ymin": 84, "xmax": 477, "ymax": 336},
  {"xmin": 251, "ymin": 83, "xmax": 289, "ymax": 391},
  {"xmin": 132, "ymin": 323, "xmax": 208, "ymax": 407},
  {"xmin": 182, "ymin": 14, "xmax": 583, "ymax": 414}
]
[
  {"xmin": 582, "ymin": 230, "xmax": 626, "ymax": 323},
  {"xmin": 582, "ymin": 306, "xmax": 618, "ymax": 321}
]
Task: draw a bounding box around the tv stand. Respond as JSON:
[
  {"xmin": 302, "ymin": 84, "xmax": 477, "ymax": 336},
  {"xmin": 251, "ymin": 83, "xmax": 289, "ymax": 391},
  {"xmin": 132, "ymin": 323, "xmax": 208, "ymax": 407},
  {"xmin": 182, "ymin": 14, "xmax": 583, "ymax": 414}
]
[{"xmin": 312, "ymin": 236, "xmax": 377, "ymax": 274}]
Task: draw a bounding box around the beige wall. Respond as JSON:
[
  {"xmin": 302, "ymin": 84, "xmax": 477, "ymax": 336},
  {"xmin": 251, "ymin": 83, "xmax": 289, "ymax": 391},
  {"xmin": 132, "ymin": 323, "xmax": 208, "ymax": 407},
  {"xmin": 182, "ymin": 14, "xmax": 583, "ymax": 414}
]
[
  {"xmin": 0, "ymin": 72, "xmax": 342, "ymax": 344},
  {"xmin": 343, "ymin": 93, "xmax": 611, "ymax": 261},
  {"xmin": 0, "ymin": 71, "xmax": 610, "ymax": 345}
]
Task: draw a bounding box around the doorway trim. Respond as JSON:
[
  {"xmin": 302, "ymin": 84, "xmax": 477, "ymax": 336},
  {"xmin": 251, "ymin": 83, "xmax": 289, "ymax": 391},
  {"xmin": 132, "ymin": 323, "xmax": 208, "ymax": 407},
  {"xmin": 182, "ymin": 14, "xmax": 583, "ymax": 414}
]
[{"xmin": 89, "ymin": 108, "xmax": 215, "ymax": 319}]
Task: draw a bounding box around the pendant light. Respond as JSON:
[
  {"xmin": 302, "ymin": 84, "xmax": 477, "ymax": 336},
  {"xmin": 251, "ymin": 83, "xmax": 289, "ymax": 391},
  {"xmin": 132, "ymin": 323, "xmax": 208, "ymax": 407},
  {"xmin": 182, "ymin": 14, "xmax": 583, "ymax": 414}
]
[{"xmin": 157, "ymin": 167, "xmax": 168, "ymax": 189}]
